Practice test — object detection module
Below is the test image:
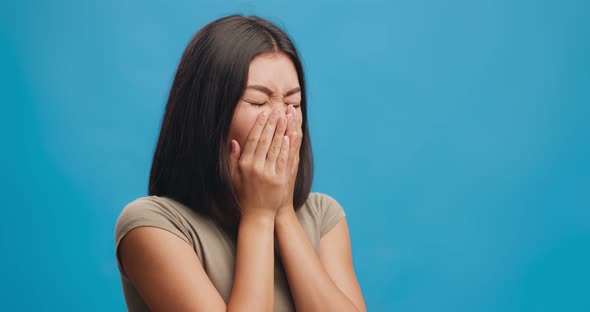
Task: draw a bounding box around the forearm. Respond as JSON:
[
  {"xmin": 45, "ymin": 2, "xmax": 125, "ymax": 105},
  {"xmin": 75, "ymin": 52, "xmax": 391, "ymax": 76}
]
[
  {"xmin": 227, "ymin": 214, "xmax": 275, "ymax": 312},
  {"xmin": 275, "ymin": 209, "xmax": 360, "ymax": 312}
]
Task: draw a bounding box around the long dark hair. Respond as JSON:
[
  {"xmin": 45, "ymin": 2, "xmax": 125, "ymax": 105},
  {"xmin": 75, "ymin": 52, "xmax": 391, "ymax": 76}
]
[{"xmin": 148, "ymin": 14, "xmax": 313, "ymax": 229}]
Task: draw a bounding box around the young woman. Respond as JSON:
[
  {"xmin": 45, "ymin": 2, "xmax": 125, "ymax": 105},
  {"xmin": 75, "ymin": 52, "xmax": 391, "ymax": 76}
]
[{"xmin": 114, "ymin": 14, "xmax": 366, "ymax": 312}]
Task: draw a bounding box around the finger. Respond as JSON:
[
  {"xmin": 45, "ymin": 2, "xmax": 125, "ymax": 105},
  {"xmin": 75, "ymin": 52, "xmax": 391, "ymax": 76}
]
[
  {"xmin": 276, "ymin": 135, "xmax": 289, "ymax": 176},
  {"xmin": 266, "ymin": 115, "xmax": 287, "ymax": 172},
  {"xmin": 241, "ymin": 110, "xmax": 269, "ymax": 161},
  {"xmin": 292, "ymin": 106, "xmax": 303, "ymax": 151},
  {"xmin": 294, "ymin": 109, "xmax": 303, "ymax": 159},
  {"xmin": 229, "ymin": 139, "xmax": 240, "ymax": 174},
  {"xmin": 254, "ymin": 109, "xmax": 281, "ymax": 163},
  {"xmin": 286, "ymin": 106, "xmax": 299, "ymax": 173},
  {"xmin": 292, "ymin": 110, "xmax": 303, "ymax": 175}
]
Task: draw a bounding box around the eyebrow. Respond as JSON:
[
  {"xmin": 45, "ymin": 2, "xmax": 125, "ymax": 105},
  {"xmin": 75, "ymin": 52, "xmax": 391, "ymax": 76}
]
[{"xmin": 246, "ymin": 85, "xmax": 301, "ymax": 97}]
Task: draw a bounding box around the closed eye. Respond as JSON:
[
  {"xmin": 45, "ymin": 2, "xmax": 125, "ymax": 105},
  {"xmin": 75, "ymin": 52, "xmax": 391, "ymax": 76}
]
[{"xmin": 246, "ymin": 101, "xmax": 300, "ymax": 108}]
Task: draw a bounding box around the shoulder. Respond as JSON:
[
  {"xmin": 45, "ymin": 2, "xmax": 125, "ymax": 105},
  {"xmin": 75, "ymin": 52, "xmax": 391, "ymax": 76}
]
[
  {"xmin": 306, "ymin": 192, "xmax": 342, "ymax": 207},
  {"xmin": 116, "ymin": 196, "xmax": 168, "ymax": 218},
  {"xmin": 302, "ymin": 192, "xmax": 347, "ymax": 238},
  {"xmin": 116, "ymin": 196, "xmax": 182, "ymax": 227},
  {"xmin": 115, "ymin": 195, "xmax": 195, "ymax": 248},
  {"xmin": 114, "ymin": 195, "xmax": 205, "ymax": 278},
  {"xmin": 304, "ymin": 192, "xmax": 346, "ymax": 215},
  {"xmin": 118, "ymin": 195, "xmax": 189, "ymax": 215}
]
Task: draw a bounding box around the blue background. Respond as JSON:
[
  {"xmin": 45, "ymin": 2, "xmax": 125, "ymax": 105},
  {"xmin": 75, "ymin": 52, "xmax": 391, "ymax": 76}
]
[{"xmin": 1, "ymin": 0, "xmax": 588, "ymax": 311}]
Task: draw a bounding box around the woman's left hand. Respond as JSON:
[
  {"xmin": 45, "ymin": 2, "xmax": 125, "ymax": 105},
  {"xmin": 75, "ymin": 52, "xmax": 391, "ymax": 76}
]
[{"xmin": 276, "ymin": 104, "xmax": 303, "ymax": 218}]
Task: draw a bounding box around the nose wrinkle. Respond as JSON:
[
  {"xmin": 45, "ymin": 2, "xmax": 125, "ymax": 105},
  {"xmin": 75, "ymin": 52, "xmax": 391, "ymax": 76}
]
[{"xmin": 270, "ymin": 100, "xmax": 289, "ymax": 116}]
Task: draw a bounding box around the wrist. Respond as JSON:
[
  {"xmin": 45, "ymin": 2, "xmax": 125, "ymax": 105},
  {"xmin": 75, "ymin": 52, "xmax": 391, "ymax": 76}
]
[
  {"xmin": 240, "ymin": 211, "xmax": 276, "ymax": 227},
  {"xmin": 275, "ymin": 206, "xmax": 296, "ymax": 225}
]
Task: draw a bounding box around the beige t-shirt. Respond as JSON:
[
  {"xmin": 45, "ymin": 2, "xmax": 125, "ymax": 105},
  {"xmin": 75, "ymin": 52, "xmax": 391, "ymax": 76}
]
[{"xmin": 114, "ymin": 192, "xmax": 346, "ymax": 312}]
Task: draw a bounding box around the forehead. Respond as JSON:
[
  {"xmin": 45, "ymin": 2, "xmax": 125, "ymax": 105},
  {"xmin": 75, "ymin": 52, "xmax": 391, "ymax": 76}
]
[{"xmin": 246, "ymin": 52, "xmax": 299, "ymax": 87}]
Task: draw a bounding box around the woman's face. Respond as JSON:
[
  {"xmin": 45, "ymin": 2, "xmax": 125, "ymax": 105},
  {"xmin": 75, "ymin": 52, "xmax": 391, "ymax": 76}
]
[{"xmin": 228, "ymin": 52, "xmax": 303, "ymax": 150}]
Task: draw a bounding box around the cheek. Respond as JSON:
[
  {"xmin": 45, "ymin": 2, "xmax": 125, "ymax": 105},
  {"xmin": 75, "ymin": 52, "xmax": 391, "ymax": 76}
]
[{"xmin": 229, "ymin": 109, "xmax": 259, "ymax": 147}]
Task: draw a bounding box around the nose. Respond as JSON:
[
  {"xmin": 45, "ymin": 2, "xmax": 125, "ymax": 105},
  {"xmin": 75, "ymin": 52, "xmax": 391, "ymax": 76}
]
[{"xmin": 270, "ymin": 101, "xmax": 289, "ymax": 116}]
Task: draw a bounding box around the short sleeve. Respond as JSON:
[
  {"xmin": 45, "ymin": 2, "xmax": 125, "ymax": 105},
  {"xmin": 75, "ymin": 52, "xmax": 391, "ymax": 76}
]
[
  {"xmin": 318, "ymin": 193, "xmax": 347, "ymax": 238},
  {"xmin": 114, "ymin": 197, "xmax": 193, "ymax": 278}
]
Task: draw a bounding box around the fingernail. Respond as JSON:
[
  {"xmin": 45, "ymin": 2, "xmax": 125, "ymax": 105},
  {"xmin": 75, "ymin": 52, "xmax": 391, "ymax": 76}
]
[{"xmin": 262, "ymin": 111, "xmax": 269, "ymax": 118}]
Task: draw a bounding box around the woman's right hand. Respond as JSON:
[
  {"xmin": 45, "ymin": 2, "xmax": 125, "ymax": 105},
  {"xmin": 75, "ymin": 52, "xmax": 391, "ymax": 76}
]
[{"xmin": 229, "ymin": 108, "xmax": 291, "ymax": 219}]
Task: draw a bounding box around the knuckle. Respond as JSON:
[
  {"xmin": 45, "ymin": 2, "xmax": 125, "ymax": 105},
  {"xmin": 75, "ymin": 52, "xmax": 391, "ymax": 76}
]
[
  {"xmin": 253, "ymin": 162, "xmax": 264, "ymax": 173},
  {"xmin": 261, "ymin": 171, "xmax": 274, "ymax": 183},
  {"xmin": 258, "ymin": 138, "xmax": 269, "ymax": 147},
  {"xmin": 269, "ymin": 143, "xmax": 280, "ymax": 154},
  {"xmin": 238, "ymin": 158, "xmax": 250, "ymax": 170},
  {"xmin": 247, "ymin": 135, "xmax": 259, "ymax": 145}
]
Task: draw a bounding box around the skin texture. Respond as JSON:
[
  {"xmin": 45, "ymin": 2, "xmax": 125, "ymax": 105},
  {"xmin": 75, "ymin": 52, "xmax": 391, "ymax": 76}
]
[
  {"xmin": 118, "ymin": 52, "xmax": 366, "ymax": 311},
  {"xmin": 228, "ymin": 52, "xmax": 302, "ymax": 151},
  {"xmin": 228, "ymin": 52, "xmax": 303, "ymax": 218}
]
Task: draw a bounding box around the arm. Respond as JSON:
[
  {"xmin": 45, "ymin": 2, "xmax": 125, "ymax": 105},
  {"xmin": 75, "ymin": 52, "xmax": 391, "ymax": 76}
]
[
  {"xmin": 118, "ymin": 214, "xmax": 276, "ymax": 312},
  {"xmin": 274, "ymin": 208, "xmax": 367, "ymax": 312},
  {"xmin": 118, "ymin": 100, "xmax": 291, "ymax": 311},
  {"xmin": 228, "ymin": 214, "xmax": 275, "ymax": 311}
]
